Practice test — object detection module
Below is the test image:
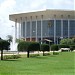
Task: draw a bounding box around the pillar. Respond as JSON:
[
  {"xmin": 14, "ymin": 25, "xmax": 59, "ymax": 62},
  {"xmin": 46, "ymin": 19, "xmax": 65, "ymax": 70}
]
[
  {"xmin": 36, "ymin": 16, "xmax": 38, "ymax": 42},
  {"xmin": 61, "ymin": 19, "xmax": 63, "ymax": 38},
  {"xmin": 30, "ymin": 16, "xmax": 32, "ymax": 41},
  {"xmin": 68, "ymin": 19, "xmax": 70, "ymax": 38},
  {"xmin": 41, "ymin": 15, "xmax": 43, "ymax": 44},
  {"xmin": 54, "ymin": 19, "xmax": 56, "ymax": 44},
  {"xmin": 25, "ymin": 17, "xmax": 27, "ymax": 41},
  {"xmin": 15, "ymin": 19, "xmax": 17, "ymax": 42}
]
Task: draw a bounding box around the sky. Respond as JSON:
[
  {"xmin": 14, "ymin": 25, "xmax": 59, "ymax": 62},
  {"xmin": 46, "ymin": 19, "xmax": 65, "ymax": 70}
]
[{"xmin": 0, "ymin": 0, "xmax": 75, "ymax": 39}]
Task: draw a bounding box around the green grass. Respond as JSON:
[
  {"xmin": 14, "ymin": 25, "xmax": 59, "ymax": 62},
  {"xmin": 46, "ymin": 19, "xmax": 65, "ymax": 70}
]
[{"xmin": 0, "ymin": 52, "xmax": 75, "ymax": 75}]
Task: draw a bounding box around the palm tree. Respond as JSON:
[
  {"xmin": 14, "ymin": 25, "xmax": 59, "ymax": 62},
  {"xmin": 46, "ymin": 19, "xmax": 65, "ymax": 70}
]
[{"xmin": 7, "ymin": 35, "xmax": 13, "ymax": 43}]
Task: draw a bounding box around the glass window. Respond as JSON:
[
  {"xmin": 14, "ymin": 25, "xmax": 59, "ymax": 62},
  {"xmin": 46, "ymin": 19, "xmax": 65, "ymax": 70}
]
[
  {"xmin": 70, "ymin": 20, "xmax": 75, "ymax": 37},
  {"xmin": 32, "ymin": 21, "xmax": 36, "ymax": 37},
  {"xmin": 42, "ymin": 20, "xmax": 48, "ymax": 37},
  {"xmin": 63, "ymin": 20, "xmax": 68, "ymax": 37},
  {"xmin": 37, "ymin": 21, "xmax": 41, "ymax": 37},
  {"xmin": 48, "ymin": 20, "xmax": 54, "ymax": 37},
  {"xmin": 26, "ymin": 22, "xmax": 30, "ymax": 38},
  {"xmin": 23, "ymin": 22, "xmax": 25, "ymax": 37},
  {"xmin": 56, "ymin": 20, "xmax": 61, "ymax": 37}
]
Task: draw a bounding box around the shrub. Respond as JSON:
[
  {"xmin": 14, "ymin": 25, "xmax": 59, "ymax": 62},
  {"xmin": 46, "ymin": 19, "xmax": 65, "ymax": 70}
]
[
  {"xmin": 4, "ymin": 55, "xmax": 21, "ymax": 60},
  {"xmin": 28, "ymin": 42, "xmax": 40, "ymax": 51},
  {"xmin": 0, "ymin": 40, "xmax": 10, "ymax": 60},
  {"xmin": 18, "ymin": 41, "xmax": 40, "ymax": 58},
  {"xmin": 40, "ymin": 44, "xmax": 49, "ymax": 51},
  {"xmin": 30, "ymin": 54, "xmax": 40, "ymax": 57},
  {"xmin": 53, "ymin": 52, "xmax": 59, "ymax": 55},
  {"xmin": 40, "ymin": 44, "xmax": 49, "ymax": 56},
  {"xmin": 70, "ymin": 45, "xmax": 75, "ymax": 51},
  {"xmin": 18, "ymin": 41, "xmax": 30, "ymax": 52},
  {"xmin": 58, "ymin": 44, "xmax": 70, "ymax": 49},
  {"xmin": 51, "ymin": 44, "xmax": 58, "ymax": 51},
  {"xmin": 44, "ymin": 53, "xmax": 50, "ymax": 56}
]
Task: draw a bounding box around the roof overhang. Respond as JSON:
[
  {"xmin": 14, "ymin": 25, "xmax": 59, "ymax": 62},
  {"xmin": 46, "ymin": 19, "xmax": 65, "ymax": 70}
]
[{"xmin": 9, "ymin": 9, "xmax": 75, "ymax": 22}]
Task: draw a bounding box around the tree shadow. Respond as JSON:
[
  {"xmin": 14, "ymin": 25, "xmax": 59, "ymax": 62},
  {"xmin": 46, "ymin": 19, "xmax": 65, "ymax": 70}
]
[{"xmin": 2, "ymin": 59, "xmax": 20, "ymax": 61}]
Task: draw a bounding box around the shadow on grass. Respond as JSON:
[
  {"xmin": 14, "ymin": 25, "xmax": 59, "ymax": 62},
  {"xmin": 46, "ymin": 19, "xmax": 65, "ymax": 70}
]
[{"xmin": 2, "ymin": 59, "xmax": 20, "ymax": 61}]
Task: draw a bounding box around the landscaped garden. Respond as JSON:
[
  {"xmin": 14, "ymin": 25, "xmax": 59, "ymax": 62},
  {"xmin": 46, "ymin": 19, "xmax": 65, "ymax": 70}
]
[
  {"xmin": 0, "ymin": 38, "xmax": 75, "ymax": 75},
  {"xmin": 0, "ymin": 52, "xmax": 75, "ymax": 75}
]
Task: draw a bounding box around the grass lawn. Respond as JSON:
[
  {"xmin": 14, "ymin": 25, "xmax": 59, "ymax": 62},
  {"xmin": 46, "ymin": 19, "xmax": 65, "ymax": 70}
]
[{"xmin": 0, "ymin": 52, "xmax": 75, "ymax": 75}]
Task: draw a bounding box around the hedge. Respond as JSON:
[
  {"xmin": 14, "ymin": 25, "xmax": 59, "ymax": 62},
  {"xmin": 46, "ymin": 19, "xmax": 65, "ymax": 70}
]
[
  {"xmin": 28, "ymin": 42, "xmax": 40, "ymax": 51},
  {"xmin": 70, "ymin": 45, "xmax": 75, "ymax": 51},
  {"xmin": 18, "ymin": 41, "xmax": 40, "ymax": 58},
  {"xmin": 18, "ymin": 41, "xmax": 30, "ymax": 51},
  {"xmin": 58, "ymin": 44, "xmax": 70, "ymax": 49},
  {"xmin": 51, "ymin": 44, "xmax": 58, "ymax": 51},
  {"xmin": 40, "ymin": 44, "xmax": 49, "ymax": 51},
  {"xmin": 40, "ymin": 44, "xmax": 49, "ymax": 56}
]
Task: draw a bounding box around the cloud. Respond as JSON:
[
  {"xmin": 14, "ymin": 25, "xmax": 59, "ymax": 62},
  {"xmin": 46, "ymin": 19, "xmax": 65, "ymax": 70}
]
[
  {"xmin": 30, "ymin": 0, "xmax": 47, "ymax": 9},
  {"xmin": 0, "ymin": 0, "xmax": 74, "ymax": 39},
  {"xmin": 0, "ymin": 0, "xmax": 16, "ymax": 39},
  {"xmin": 47, "ymin": 0, "xmax": 74, "ymax": 10}
]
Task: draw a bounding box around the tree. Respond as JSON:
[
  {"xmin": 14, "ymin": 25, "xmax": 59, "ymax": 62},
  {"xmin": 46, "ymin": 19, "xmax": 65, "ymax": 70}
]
[
  {"xmin": 18, "ymin": 41, "xmax": 40, "ymax": 58},
  {"xmin": 0, "ymin": 40, "xmax": 10, "ymax": 60},
  {"xmin": 51, "ymin": 44, "xmax": 59, "ymax": 51},
  {"xmin": 7, "ymin": 35, "xmax": 13, "ymax": 43},
  {"xmin": 40, "ymin": 44, "xmax": 49, "ymax": 56},
  {"xmin": 60, "ymin": 38, "xmax": 75, "ymax": 45}
]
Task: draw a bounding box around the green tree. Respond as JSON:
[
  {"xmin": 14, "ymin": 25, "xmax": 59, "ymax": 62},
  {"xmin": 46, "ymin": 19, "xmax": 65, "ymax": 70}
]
[
  {"xmin": 60, "ymin": 38, "xmax": 75, "ymax": 45},
  {"xmin": 40, "ymin": 44, "xmax": 49, "ymax": 56},
  {"xmin": 60, "ymin": 38, "xmax": 73, "ymax": 45},
  {"xmin": 0, "ymin": 40, "xmax": 10, "ymax": 60},
  {"xmin": 51, "ymin": 44, "xmax": 58, "ymax": 51},
  {"xmin": 7, "ymin": 35, "xmax": 13, "ymax": 43},
  {"xmin": 18, "ymin": 41, "xmax": 40, "ymax": 58}
]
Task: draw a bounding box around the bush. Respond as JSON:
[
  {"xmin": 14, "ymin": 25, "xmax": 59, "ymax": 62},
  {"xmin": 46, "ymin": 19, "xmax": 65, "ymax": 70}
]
[
  {"xmin": 58, "ymin": 44, "xmax": 70, "ymax": 49},
  {"xmin": 18, "ymin": 42, "xmax": 40, "ymax": 51},
  {"xmin": 0, "ymin": 40, "xmax": 10, "ymax": 60},
  {"xmin": 53, "ymin": 52, "xmax": 59, "ymax": 55},
  {"xmin": 18, "ymin": 41, "xmax": 40, "ymax": 58},
  {"xmin": 4, "ymin": 55, "xmax": 21, "ymax": 60},
  {"xmin": 18, "ymin": 41, "xmax": 30, "ymax": 52},
  {"xmin": 40, "ymin": 44, "xmax": 49, "ymax": 51},
  {"xmin": 44, "ymin": 53, "xmax": 50, "ymax": 56},
  {"xmin": 28, "ymin": 42, "xmax": 40, "ymax": 51},
  {"xmin": 30, "ymin": 54, "xmax": 40, "ymax": 57},
  {"xmin": 40, "ymin": 44, "xmax": 49, "ymax": 56},
  {"xmin": 70, "ymin": 45, "xmax": 75, "ymax": 51},
  {"xmin": 51, "ymin": 44, "xmax": 58, "ymax": 51}
]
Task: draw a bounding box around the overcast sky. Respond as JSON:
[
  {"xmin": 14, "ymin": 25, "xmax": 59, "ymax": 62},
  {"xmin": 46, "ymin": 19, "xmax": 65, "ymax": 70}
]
[{"xmin": 0, "ymin": 0, "xmax": 75, "ymax": 39}]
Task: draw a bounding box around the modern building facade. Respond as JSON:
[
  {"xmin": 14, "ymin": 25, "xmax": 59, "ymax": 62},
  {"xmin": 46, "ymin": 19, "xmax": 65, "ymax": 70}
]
[{"xmin": 9, "ymin": 9, "xmax": 75, "ymax": 44}]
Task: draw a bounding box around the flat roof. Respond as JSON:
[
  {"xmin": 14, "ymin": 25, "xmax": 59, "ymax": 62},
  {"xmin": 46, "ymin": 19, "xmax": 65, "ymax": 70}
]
[{"xmin": 9, "ymin": 9, "xmax": 75, "ymax": 22}]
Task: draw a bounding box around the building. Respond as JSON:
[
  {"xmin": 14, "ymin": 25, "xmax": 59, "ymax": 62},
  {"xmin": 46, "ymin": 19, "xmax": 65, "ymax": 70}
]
[{"xmin": 9, "ymin": 9, "xmax": 75, "ymax": 44}]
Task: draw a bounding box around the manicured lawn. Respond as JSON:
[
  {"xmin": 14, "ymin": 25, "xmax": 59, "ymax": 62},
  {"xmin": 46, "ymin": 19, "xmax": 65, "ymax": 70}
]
[{"xmin": 0, "ymin": 52, "xmax": 75, "ymax": 75}]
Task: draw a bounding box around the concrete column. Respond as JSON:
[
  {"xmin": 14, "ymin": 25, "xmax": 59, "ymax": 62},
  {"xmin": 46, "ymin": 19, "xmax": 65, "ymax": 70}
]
[
  {"xmin": 68, "ymin": 19, "xmax": 70, "ymax": 38},
  {"xmin": 36, "ymin": 16, "xmax": 38, "ymax": 42},
  {"xmin": 25, "ymin": 17, "xmax": 27, "ymax": 41},
  {"xmin": 54, "ymin": 19, "xmax": 56, "ymax": 44},
  {"xmin": 19, "ymin": 22, "xmax": 21, "ymax": 40},
  {"xmin": 15, "ymin": 19, "xmax": 17, "ymax": 42},
  {"xmin": 61, "ymin": 19, "xmax": 63, "ymax": 38},
  {"xmin": 30, "ymin": 16, "xmax": 32, "ymax": 41},
  {"xmin": 20, "ymin": 17, "xmax": 23, "ymax": 38},
  {"xmin": 41, "ymin": 15, "xmax": 43, "ymax": 44}
]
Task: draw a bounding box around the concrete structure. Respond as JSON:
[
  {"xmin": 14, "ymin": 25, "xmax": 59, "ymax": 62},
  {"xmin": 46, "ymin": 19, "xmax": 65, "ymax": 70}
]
[{"xmin": 9, "ymin": 9, "xmax": 75, "ymax": 44}]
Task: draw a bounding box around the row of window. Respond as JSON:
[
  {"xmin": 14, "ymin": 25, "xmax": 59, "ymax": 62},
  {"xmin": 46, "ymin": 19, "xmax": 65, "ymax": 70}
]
[{"xmin": 21, "ymin": 20, "xmax": 75, "ymax": 38}]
